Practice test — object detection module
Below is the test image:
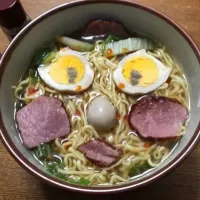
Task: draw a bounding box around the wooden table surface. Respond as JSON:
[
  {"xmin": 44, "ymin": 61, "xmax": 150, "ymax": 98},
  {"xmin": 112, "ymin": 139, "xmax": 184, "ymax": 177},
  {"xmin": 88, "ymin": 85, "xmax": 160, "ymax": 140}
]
[{"xmin": 0, "ymin": 0, "xmax": 200, "ymax": 199}]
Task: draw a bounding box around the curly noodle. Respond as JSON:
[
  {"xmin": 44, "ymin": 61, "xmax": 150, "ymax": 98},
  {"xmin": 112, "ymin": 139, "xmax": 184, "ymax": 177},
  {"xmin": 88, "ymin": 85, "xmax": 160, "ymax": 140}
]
[{"xmin": 14, "ymin": 41, "xmax": 189, "ymax": 185}]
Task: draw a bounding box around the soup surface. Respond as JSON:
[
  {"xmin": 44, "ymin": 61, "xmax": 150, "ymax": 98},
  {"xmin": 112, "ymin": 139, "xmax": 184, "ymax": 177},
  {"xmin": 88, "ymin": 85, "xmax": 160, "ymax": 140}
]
[{"xmin": 14, "ymin": 20, "xmax": 189, "ymax": 186}]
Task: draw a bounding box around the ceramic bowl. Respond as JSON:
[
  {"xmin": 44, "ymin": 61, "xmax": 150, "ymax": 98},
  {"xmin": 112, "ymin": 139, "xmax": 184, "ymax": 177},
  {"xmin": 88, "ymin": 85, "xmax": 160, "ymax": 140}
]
[{"xmin": 0, "ymin": 0, "xmax": 200, "ymax": 193}]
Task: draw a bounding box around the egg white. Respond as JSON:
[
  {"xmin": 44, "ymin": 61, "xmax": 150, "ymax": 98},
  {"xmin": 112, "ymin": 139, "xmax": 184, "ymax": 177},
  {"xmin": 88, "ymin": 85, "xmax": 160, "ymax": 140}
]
[
  {"xmin": 38, "ymin": 49, "xmax": 94, "ymax": 92},
  {"xmin": 113, "ymin": 49, "xmax": 171, "ymax": 95}
]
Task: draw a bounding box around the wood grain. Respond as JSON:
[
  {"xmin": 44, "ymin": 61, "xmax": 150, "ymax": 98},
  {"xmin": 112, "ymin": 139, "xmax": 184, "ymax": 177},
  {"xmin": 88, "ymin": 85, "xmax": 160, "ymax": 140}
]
[{"xmin": 0, "ymin": 0, "xmax": 200, "ymax": 199}]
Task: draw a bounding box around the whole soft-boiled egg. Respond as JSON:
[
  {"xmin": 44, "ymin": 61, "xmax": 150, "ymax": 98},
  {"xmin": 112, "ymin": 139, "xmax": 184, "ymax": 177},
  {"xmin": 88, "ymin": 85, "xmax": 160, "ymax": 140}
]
[
  {"xmin": 113, "ymin": 49, "xmax": 171, "ymax": 95},
  {"xmin": 38, "ymin": 48, "xmax": 94, "ymax": 93}
]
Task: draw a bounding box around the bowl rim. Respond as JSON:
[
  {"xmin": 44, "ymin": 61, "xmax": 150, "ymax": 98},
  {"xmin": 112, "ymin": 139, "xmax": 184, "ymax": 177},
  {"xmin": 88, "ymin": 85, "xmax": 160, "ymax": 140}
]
[{"xmin": 0, "ymin": 0, "xmax": 200, "ymax": 194}]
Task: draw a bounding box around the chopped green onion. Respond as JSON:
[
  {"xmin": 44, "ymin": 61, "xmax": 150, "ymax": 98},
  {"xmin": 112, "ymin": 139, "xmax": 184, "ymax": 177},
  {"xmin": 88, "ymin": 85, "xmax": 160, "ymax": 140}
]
[
  {"xmin": 104, "ymin": 34, "xmax": 121, "ymax": 44},
  {"xmin": 129, "ymin": 161, "xmax": 152, "ymax": 177},
  {"xmin": 34, "ymin": 144, "xmax": 91, "ymax": 186},
  {"xmin": 43, "ymin": 52, "xmax": 57, "ymax": 64}
]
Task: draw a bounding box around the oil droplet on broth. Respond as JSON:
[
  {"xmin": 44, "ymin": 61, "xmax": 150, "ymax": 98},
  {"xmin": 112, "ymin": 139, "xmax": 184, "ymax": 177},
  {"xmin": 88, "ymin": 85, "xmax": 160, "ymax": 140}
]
[{"xmin": 106, "ymin": 48, "xmax": 113, "ymax": 57}]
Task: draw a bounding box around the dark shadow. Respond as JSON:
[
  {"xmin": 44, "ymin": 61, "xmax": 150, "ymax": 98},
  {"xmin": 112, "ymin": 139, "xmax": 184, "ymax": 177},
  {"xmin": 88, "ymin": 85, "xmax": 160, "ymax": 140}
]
[{"xmin": 40, "ymin": 149, "xmax": 199, "ymax": 200}]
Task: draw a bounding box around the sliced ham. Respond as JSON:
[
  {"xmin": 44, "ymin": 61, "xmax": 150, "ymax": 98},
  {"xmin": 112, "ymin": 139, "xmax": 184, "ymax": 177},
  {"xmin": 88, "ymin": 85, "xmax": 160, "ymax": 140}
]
[
  {"xmin": 16, "ymin": 96, "xmax": 70, "ymax": 148},
  {"xmin": 128, "ymin": 96, "xmax": 188, "ymax": 139},
  {"xmin": 82, "ymin": 20, "xmax": 129, "ymax": 40},
  {"xmin": 78, "ymin": 139, "xmax": 121, "ymax": 167}
]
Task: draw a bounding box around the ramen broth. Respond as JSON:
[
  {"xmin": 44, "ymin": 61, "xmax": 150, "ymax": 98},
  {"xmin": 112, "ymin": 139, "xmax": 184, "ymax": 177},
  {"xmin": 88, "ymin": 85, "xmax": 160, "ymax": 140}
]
[{"xmin": 14, "ymin": 20, "xmax": 189, "ymax": 186}]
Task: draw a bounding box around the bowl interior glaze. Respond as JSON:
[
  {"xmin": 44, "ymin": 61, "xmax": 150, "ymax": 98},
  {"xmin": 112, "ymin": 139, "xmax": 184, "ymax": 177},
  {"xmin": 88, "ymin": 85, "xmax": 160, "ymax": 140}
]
[{"xmin": 0, "ymin": 0, "xmax": 200, "ymax": 193}]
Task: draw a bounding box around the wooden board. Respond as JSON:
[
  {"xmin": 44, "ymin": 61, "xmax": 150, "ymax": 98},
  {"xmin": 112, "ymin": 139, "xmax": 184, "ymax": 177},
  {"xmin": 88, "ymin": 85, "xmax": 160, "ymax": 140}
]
[{"xmin": 0, "ymin": 0, "xmax": 200, "ymax": 199}]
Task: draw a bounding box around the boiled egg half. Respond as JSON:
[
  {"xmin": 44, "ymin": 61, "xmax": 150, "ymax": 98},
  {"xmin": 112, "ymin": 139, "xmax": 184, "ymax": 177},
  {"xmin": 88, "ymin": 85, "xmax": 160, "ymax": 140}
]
[
  {"xmin": 38, "ymin": 48, "xmax": 94, "ymax": 93},
  {"xmin": 113, "ymin": 49, "xmax": 171, "ymax": 94}
]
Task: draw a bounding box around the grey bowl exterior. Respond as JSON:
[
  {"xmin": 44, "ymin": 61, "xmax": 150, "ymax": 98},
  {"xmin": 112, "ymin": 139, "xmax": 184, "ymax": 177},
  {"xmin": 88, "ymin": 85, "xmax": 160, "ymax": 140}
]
[{"xmin": 0, "ymin": 0, "xmax": 200, "ymax": 193}]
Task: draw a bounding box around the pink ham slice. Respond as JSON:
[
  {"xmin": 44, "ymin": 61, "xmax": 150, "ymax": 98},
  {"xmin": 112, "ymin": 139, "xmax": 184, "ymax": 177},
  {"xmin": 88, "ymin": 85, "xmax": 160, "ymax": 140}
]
[
  {"xmin": 128, "ymin": 96, "xmax": 188, "ymax": 139},
  {"xmin": 78, "ymin": 139, "xmax": 121, "ymax": 167},
  {"xmin": 16, "ymin": 96, "xmax": 70, "ymax": 148},
  {"xmin": 83, "ymin": 20, "xmax": 129, "ymax": 39}
]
